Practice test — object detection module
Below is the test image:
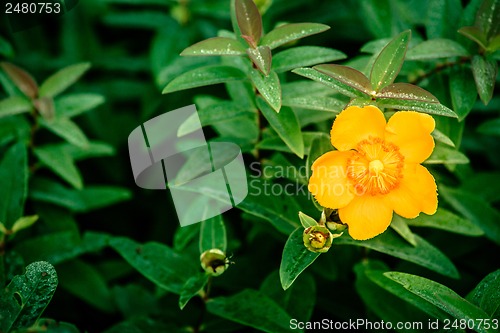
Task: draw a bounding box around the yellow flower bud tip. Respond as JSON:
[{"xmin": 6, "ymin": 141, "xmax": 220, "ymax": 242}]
[{"xmin": 200, "ymin": 249, "xmax": 230, "ymax": 277}]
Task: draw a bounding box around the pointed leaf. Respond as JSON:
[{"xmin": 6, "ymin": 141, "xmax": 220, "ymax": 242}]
[
  {"xmin": 0, "ymin": 142, "xmax": 28, "ymax": 229},
  {"xmin": 206, "ymin": 289, "xmax": 294, "ymax": 333},
  {"xmin": 386, "ymin": 272, "xmax": 495, "ymax": 333},
  {"xmin": 280, "ymin": 228, "xmax": 320, "ymax": 290},
  {"xmin": 0, "ymin": 261, "xmax": 58, "ymax": 332},
  {"xmin": 55, "ymin": 93, "xmax": 105, "ymax": 118},
  {"xmin": 179, "ymin": 273, "xmax": 208, "ymax": 310},
  {"xmin": 40, "ymin": 117, "xmax": 89, "ymax": 148},
  {"xmin": 458, "ymin": 26, "xmax": 488, "ymax": 49},
  {"xmin": 247, "ymin": 45, "xmax": 272, "ymax": 75},
  {"xmin": 298, "ymin": 212, "xmax": 318, "ymax": 228},
  {"xmin": 404, "ymin": 208, "xmax": 484, "ymax": 236},
  {"xmin": 0, "ymin": 62, "xmax": 38, "ymax": 99},
  {"xmin": 110, "ymin": 237, "xmax": 198, "ymax": 294},
  {"xmin": 272, "ymin": 46, "xmax": 346, "ymax": 73},
  {"xmin": 377, "ymin": 98, "xmax": 457, "ymax": 117},
  {"xmin": 34, "ymin": 145, "xmax": 83, "ymax": 189},
  {"xmin": 376, "ymin": 82, "xmax": 439, "ymax": 102},
  {"xmin": 235, "ymin": 0, "xmax": 262, "ymax": 48},
  {"xmin": 181, "ymin": 37, "xmax": 247, "ymax": 56},
  {"xmin": 390, "ymin": 215, "xmax": 417, "ymax": 246},
  {"xmin": 11, "ymin": 215, "xmax": 39, "ymax": 234},
  {"xmin": 199, "ymin": 215, "xmax": 227, "ymax": 253},
  {"xmin": 449, "ymin": 66, "xmax": 477, "ymax": 121},
  {"xmin": 250, "ymin": 69, "xmax": 281, "ymax": 112},
  {"xmin": 432, "ymin": 129, "xmax": 455, "ymax": 147},
  {"xmin": 424, "ymin": 144, "xmax": 469, "ymax": 164},
  {"xmin": 406, "ymin": 39, "xmax": 469, "ymax": 60},
  {"xmin": 314, "ymin": 64, "xmax": 372, "ymax": 96},
  {"xmin": 478, "ymin": 117, "xmax": 500, "ymax": 136},
  {"xmin": 39, "ymin": 63, "xmax": 91, "ymax": 98},
  {"xmin": 467, "ymin": 269, "xmax": 500, "ymax": 318},
  {"xmin": 336, "ymin": 230, "xmax": 459, "ymax": 278},
  {"xmin": 440, "ymin": 186, "xmax": 500, "ymax": 245},
  {"xmin": 370, "ymin": 30, "xmax": 411, "ymax": 91},
  {"xmin": 0, "ymin": 96, "xmax": 32, "ymax": 118},
  {"xmin": 282, "ymin": 95, "xmax": 344, "ymax": 113},
  {"xmin": 476, "ymin": 0, "xmax": 500, "ymax": 40},
  {"xmin": 163, "ymin": 65, "xmax": 246, "ymax": 93},
  {"xmin": 292, "ymin": 67, "xmax": 368, "ymax": 98},
  {"xmin": 471, "ymin": 55, "xmax": 498, "ymax": 105},
  {"xmin": 261, "ymin": 23, "xmax": 330, "ymax": 50},
  {"xmin": 257, "ymin": 97, "xmax": 303, "ymax": 158}
]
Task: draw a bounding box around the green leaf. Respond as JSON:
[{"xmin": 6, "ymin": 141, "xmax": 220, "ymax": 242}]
[
  {"xmin": 292, "ymin": 67, "xmax": 367, "ymax": 98},
  {"xmin": 458, "ymin": 26, "xmax": 488, "ymax": 50},
  {"xmin": 282, "ymin": 95, "xmax": 344, "ymax": 113},
  {"xmin": 250, "ymin": 69, "xmax": 281, "ymax": 112},
  {"xmin": 57, "ymin": 141, "xmax": 115, "ymax": 161},
  {"xmin": 272, "ymin": 46, "xmax": 346, "ymax": 73},
  {"xmin": 476, "ymin": 0, "xmax": 500, "ymax": 40},
  {"xmin": 471, "ymin": 55, "xmax": 498, "ymax": 105},
  {"xmin": 0, "ymin": 96, "xmax": 32, "ymax": 118},
  {"xmin": 432, "ymin": 129, "xmax": 456, "ymax": 147},
  {"xmin": 180, "ymin": 37, "xmax": 247, "ymax": 56},
  {"xmin": 336, "ymin": 230, "xmax": 459, "ymax": 278},
  {"xmin": 247, "ymin": 46, "xmax": 272, "ymax": 75},
  {"xmin": 314, "ymin": 64, "xmax": 372, "ymax": 96},
  {"xmin": 199, "ymin": 215, "xmax": 227, "ymax": 253},
  {"xmin": 376, "ymin": 82, "xmax": 439, "ymax": 102},
  {"xmin": 257, "ymin": 97, "xmax": 303, "ymax": 158},
  {"xmin": 426, "ymin": 0, "xmax": 462, "ymax": 39},
  {"xmin": 449, "ymin": 66, "xmax": 478, "ymax": 121},
  {"xmin": 406, "ymin": 39, "xmax": 469, "ymax": 60},
  {"xmin": 261, "ymin": 23, "xmax": 330, "ymax": 50},
  {"xmin": 23, "ymin": 318, "xmax": 80, "ymax": 333},
  {"xmin": 386, "ymin": 272, "xmax": 494, "ymax": 333},
  {"xmin": 40, "ymin": 117, "xmax": 89, "ymax": 148},
  {"xmin": 0, "ymin": 62, "xmax": 38, "ymax": 99},
  {"xmin": 110, "ymin": 237, "xmax": 198, "ymax": 294},
  {"xmin": 365, "ymin": 266, "xmax": 450, "ymax": 320},
  {"xmin": 478, "ymin": 117, "xmax": 500, "ymax": 136},
  {"xmin": 404, "ymin": 208, "xmax": 484, "ymax": 236},
  {"xmin": 162, "ymin": 65, "xmax": 246, "ymax": 94},
  {"xmin": 0, "ymin": 261, "xmax": 58, "ymax": 332},
  {"xmin": 34, "ymin": 145, "xmax": 83, "ymax": 190},
  {"xmin": 11, "ymin": 215, "xmax": 39, "ymax": 234},
  {"xmin": 39, "ymin": 63, "xmax": 91, "ymax": 98},
  {"xmin": 30, "ymin": 177, "xmax": 132, "ymax": 213},
  {"xmin": 258, "ymin": 132, "xmax": 329, "ymax": 156},
  {"xmin": 461, "ymin": 172, "xmax": 500, "ymax": 203},
  {"xmin": 54, "ymin": 93, "xmax": 105, "ymax": 118},
  {"xmin": 391, "ymin": 215, "xmax": 417, "ymax": 246},
  {"xmin": 424, "ymin": 144, "xmax": 469, "ymax": 164},
  {"xmin": 179, "ymin": 273, "xmax": 208, "ymax": 310},
  {"xmin": 206, "ymin": 289, "xmax": 295, "ymax": 333},
  {"xmin": 466, "ymin": 269, "xmax": 500, "ymax": 318},
  {"xmin": 440, "ymin": 186, "xmax": 500, "ymax": 245},
  {"xmin": 57, "ymin": 259, "xmax": 115, "ymax": 313},
  {"xmin": 377, "ymin": 98, "xmax": 457, "ymax": 117},
  {"xmin": 359, "ymin": 0, "xmax": 392, "ymax": 38},
  {"xmin": 370, "ymin": 30, "xmax": 411, "ymax": 91},
  {"xmin": 173, "ymin": 224, "xmax": 199, "ymax": 251},
  {"xmin": 298, "ymin": 211, "xmax": 318, "ymax": 228},
  {"xmin": 0, "ymin": 142, "xmax": 28, "ymax": 229},
  {"xmin": 260, "ymin": 270, "xmax": 316, "ymax": 323},
  {"xmin": 178, "ymin": 101, "xmax": 255, "ymax": 136},
  {"xmin": 280, "ymin": 228, "xmax": 320, "ymax": 290},
  {"xmin": 33, "ymin": 97, "xmax": 55, "ymax": 120},
  {"xmin": 235, "ymin": 0, "xmax": 262, "ymax": 48}
]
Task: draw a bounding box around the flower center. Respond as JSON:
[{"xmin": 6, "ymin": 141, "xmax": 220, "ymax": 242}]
[{"xmin": 347, "ymin": 137, "xmax": 404, "ymax": 195}]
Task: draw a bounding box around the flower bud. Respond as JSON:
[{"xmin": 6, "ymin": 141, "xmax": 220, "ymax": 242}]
[
  {"xmin": 303, "ymin": 225, "xmax": 333, "ymax": 253},
  {"xmin": 200, "ymin": 249, "xmax": 230, "ymax": 277}
]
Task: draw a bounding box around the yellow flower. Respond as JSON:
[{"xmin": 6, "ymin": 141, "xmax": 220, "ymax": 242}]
[{"xmin": 308, "ymin": 105, "xmax": 438, "ymax": 240}]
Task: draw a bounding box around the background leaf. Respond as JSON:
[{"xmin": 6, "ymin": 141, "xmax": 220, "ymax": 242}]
[
  {"xmin": 261, "ymin": 23, "xmax": 330, "ymax": 50},
  {"xmin": 272, "ymin": 46, "xmax": 346, "ymax": 73},
  {"xmin": 39, "ymin": 63, "xmax": 91, "ymax": 98},
  {"xmin": 181, "ymin": 37, "xmax": 247, "ymax": 56}
]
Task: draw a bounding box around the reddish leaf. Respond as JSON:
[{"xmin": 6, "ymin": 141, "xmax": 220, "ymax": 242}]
[
  {"xmin": 314, "ymin": 64, "xmax": 372, "ymax": 96},
  {"xmin": 247, "ymin": 46, "xmax": 272, "ymax": 75},
  {"xmin": 0, "ymin": 62, "xmax": 38, "ymax": 99},
  {"xmin": 235, "ymin": 0, "xmax": 262, "ymax": 48},
  {"xmin": 377, "ymin": 83, "xmax": 439, "ymax": 103}
]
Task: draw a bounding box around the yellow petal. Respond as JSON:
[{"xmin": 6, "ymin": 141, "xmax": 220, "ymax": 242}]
[
  {"xmin": 338, "ymin": 194, "xmax": 393, "ymax": 240},
  {"xmin": 385, "ymin": 111, "xmax": 435, "ymax": 164},
  {"xmin": 384, "ymin": 163, "xmax": 438, "ymax": 218},
  {"xmin": 331, "ymin": 105, "xmax": 387, "ymax": 151},
  {"xmin": 308, "ymin": 150, "xmax": 355, "ymax": 209}
]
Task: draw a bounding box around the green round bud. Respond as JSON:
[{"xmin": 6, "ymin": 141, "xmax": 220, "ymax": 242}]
[
  {"xmin": 200, "ymin": 249, "xmax": 229, "ymax": 277},
  {"xmin": 303, "ymin": 225, "xmax": 333, "ymax": 253}
]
